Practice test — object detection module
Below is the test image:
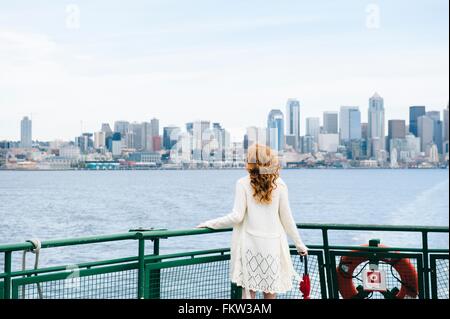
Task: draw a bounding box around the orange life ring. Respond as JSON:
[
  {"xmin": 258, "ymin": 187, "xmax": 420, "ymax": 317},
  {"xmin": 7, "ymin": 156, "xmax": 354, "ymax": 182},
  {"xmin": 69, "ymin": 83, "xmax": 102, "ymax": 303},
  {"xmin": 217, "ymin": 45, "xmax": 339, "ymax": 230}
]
[{"xmin": 336, "ymin": 244, "xmax": 418, "ymax": 299}]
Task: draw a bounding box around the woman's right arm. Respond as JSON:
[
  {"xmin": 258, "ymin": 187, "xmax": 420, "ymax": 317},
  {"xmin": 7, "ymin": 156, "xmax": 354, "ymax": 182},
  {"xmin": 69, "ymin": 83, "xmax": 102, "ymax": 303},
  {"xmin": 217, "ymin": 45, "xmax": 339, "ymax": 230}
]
[{"xmin": 279, "ymin": 184, "xmax": 308, "ymax": 255}]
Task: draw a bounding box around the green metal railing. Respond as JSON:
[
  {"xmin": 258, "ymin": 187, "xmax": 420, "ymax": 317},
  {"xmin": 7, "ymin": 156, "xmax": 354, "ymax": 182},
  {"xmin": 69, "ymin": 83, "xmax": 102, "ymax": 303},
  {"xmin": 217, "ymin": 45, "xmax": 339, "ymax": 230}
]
[{"xmin": 0, "ymin": 224, "xmax": 448, "ymax": 299}]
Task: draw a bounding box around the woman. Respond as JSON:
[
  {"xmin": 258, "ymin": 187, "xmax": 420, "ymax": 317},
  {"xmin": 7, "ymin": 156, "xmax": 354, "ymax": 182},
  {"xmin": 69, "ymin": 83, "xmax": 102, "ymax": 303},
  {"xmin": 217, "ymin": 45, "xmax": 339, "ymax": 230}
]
[{"xmin": 197, "ymin": 144, "xmax": 308, "ymax": 299}]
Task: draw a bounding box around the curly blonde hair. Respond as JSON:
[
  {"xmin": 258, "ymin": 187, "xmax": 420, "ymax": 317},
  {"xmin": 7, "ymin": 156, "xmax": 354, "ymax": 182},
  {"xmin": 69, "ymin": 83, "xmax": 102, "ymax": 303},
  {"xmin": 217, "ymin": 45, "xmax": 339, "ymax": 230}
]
[{"xmin": 246, "ymin": 144, "xmax": 280, "ymax": 204}]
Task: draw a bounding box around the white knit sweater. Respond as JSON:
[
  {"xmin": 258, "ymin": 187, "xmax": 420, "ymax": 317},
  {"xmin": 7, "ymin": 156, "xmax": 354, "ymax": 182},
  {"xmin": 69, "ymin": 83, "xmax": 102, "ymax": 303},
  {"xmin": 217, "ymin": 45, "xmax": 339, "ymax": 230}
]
[{"xmin": 201, "ymin": 175, "xmax": 307, "ymax": 294}]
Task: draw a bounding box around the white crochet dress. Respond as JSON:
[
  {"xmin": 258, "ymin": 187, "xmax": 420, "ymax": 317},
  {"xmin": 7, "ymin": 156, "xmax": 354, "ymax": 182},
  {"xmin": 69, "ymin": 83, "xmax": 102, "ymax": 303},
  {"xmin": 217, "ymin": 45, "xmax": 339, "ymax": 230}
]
[{"xmin": 201, "ymin": 176, "xmax": 307, "ymax": 294}]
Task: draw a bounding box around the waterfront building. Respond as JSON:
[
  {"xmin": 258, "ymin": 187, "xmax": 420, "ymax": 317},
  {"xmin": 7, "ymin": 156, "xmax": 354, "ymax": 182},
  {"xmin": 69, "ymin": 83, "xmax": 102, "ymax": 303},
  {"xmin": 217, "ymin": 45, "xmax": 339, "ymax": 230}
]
[
  {"xmin": 367, "ymin": 93, "xmax": 385, "ymax": 158},
  {"xmin": 386, "ymin": 120, "xmax": 406, "ymax": 152},
  {"xmin": 417, "ymin": 115, "xmax": 434, "ymax": 152},
  {"xmin": 128, "ymin": 152, "xmax": 161, "ymax": 164},
  {"xmin": 94, "ymin": 132, "xmax": 106, "ymax": 149},
  {"xmin": 111, "ymin": 132, "xmax": 122, "ymax": 157},
  {"xmin": 101, "ymin": 123, "xmax": 113, "ymax": 138},
  {"xmin": 212, "ymin": 123, "xmax": 230, "ymax": 151},
  {"xmin": 348, "ymin": 140, "xmax": 364, "ymax": 160},
  {"xmin": 141, "ymin": 122, "xmax": 153, "ymax": 152},
  {"xmin": 152, "ymin": 135, "xmax": 161, "ymax": 152},
  {"xmin": 186, "ymin": 122, "xmax": 194, "ymax": 134},
  {"xmin": 76, "ymin": 133, "xmax": 93, "ymax": 154},
  {"xmin": 114, "ymin": 121, "xmax": 131, "ymax": 149},
  {"xmin": 428, "ymin": 144, "xmax": 439, "ymax": 163},
  {"xmin": 305, "ymin": 117, "xmax": 320, "ymax": 144},
  {"xmin": 192, "ymin": 121, "xmax": 210, "ymax": 160},
  {"xmin": 405, "ymin": 134, "xmax": 421, "ymax": 160},
  {"xmin": 339, "ymin": 106, "xmax": 362, "ymax": 142},
  {"xmin": 59, "ymin": 145, "xmax": 81, "ymax": 159},
  {"xmin": 0, "ymin": 141, "xmax": 19, "ymax": 149},
  {"xmin": 267, "ymin": 109, "xmax": 285, "ymax": 152},
  {"xmin": 388, "ymin": 120, "xmax": 406, "ymax": 140},
  {"xmin": 361, "ymin": 123, "xmax": 368, "ymax": 140},
  {"xmin": 163, "ymin": 126, "xmax": 181, "ymax": 150},
  {"xmin": 150, "ymin": 118, "xmax": 159, "ymax": 137},
  {"xmin": 114, "ymin": 121, "xmax": 130, "ymax": 136},
  {"xmin": 409, "ymin": 106, "xmax": 426, "ymax": 137},
  {"xmin": 426, "ymin": 111, "xmax": 443, "ymax": 154},
  {"xmin": 390, "ymin": 148, "xmax": 399, "ymax": 167},
  {"xmin": 444, "ymin": 105, "xmax": 449, "ymax": 155},
  {"xmin": 20, "ymin": 116, "xmax": 32, "ymax": 148},
  {"xmin": 318, "ymin": 134, "xmax": 339, "ymax": 153},
  {"xmin": 323, "ymin": 112, "xmax": 338, "ymax": 134},
  {"xmin": 285, "ymin": 99, "xmax": 300, "ymax": 150},
  {"xmin": 243, "ymin": 134, "xmax": 248, "ymax": 151},
  {"xmin": 123, "ymin": 122, "xmax": 141, "ymax": 150},
  {"xmin": 301, "ymin": 135, "xmax": 314, "ymax": 154}
]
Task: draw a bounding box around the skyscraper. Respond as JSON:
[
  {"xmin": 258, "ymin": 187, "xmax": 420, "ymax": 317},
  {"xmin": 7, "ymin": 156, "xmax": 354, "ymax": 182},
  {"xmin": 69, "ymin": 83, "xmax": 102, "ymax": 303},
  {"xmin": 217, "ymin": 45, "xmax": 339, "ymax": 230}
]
[
  {"xmin": 76, "ymin": 133, "xmax": 93, "ymax": 153},
  {"xmin": 94, "ymin": 131, "xmax": 106, "ymax": 149},
  {"xmin": 101, "ymin": 123, "xmax": 113, "ymax": 139},
  {"xmin": 20, "ymin": 116, "xmax": 32, "ymax": 148},
  {"xmin": 417, "ymin": 115, "xmax": 434, "ymax": 152},
  {"xmin": 387, "ymin": 120, "xmax": 406, "ymax": 155},
  {"xmin": 193, "ymin": 121, "xmax": 210, "ymax": 158},
  {"xmin": 323, "ymin": 112, "xmax": 338, "ymax": 134},
  {"xmin": 186, "ymin": 122, "xmax": 193, "ymax": 134},
  {"xmin": 212, "ymin": 123, "xmax": 229, "ymax": 150},
  {"xmin": 444, "ymin": 104, "xmax": 449, "ymax": 155},
  {"xmin": 368, "ymin": 93, "xmax": 385, "ymax": 158},
  {"xmin": 267, "ymin": 109, "xmax": 284, "ymax": 152},
  {"xmin": 305, "ymin": 117, "xmax": 320, "ymax": 143},
  {"xmin": 388, "ymin": 120, "xmax": 406, "ymax": 140},
  {"xmin": 426, "ymin": 111, "xmax": 443, "ymax": 154},
  {"xmin": 111, "ymin": 132, "xmax": 122, "ymax": 157},
  {"xmin": 285, "ymin": 99, "xmax": 300, "ymax": 149},
  {"xmin": 114, "ymin": 121, "xmax": 130, "ymax": 135},
  {"xmin": 409, "ymin": 106, "xmax": 426, "ymax": 137},
  {"xmin": 150, "ymin": 118, "xmax": 159, "ymax": 137},
  {"xmin": 163, "ymin": 126, "xmax": 181, "ymax": 150},
  {"xmin": 339, "ymin": 106, "xmax": 361, "ymax": 142},
  {"xmin": 129, "ymin": 122, "xmax": 143, "ymax": 150}
]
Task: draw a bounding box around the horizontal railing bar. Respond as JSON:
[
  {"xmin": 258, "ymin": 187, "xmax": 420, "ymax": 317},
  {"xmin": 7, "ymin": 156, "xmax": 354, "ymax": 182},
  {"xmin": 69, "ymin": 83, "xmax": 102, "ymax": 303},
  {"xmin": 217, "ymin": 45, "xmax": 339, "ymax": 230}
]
[
  {"xmin": 296, "ymin": 223, "xmax": 449, "ymax": 232},
  {"xmin": 2, "ymin": 243, "xmax": 447, "ymax": 279},
  {"xmin": 0, "ymin": 232, "xmax": 138, "ymax": 252},
  {"xmin": 0, "ymin": 223, "xmax": 448, "ymax": 253},
  {"xmin": 311, "ymin": 245, "xmax": 449, "ymax": 253},
  {"xmin": 1, "ymin": 248, "xmax": 232, "ymax": 279}
]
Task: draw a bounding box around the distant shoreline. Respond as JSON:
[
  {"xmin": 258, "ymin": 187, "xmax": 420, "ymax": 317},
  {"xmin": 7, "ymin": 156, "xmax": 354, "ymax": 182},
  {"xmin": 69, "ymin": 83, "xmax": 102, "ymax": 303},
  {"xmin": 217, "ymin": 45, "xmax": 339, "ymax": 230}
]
[{"xmin": 0, "ymin": 167, "xmax": 448, "ymax": 172}]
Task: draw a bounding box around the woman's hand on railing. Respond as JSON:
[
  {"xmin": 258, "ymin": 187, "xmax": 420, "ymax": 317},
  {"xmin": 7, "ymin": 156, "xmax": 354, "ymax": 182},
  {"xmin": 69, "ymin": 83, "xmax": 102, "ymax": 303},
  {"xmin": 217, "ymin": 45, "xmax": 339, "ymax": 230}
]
[{"xmin": 196, "ymin": 223, "xmax": 208, "ymax": 228}]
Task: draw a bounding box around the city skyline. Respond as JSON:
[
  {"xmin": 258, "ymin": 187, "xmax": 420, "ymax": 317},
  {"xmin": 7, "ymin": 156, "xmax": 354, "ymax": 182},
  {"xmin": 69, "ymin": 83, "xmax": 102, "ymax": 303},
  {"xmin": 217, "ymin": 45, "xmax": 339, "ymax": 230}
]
[
  {"xmin": 5, "ymin": 97, "xmax": 449, "ymax": 144},
  {"xmin": 2, "ymin": 97, "xmax": 449, "ymax": 170},
  {"xmin": 0, "ymin": 1, "xmax": 448, "ymax": 141}
]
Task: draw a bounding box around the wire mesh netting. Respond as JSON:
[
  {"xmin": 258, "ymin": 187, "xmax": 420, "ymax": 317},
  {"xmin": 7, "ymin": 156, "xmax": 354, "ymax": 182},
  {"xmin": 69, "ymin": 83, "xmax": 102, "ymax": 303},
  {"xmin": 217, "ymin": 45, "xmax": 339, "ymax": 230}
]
[
  {"xmin": 148, "ymin": 252, "xmax": 324, "ymax": 299},
  {"xmin": 148, "ymin": 259, "xmax": 231, "ymax": 299},
  {"xmin": 270, "ymin": 253, "xmax": 323, "ymax": 299},
  {"xmin": 434, "ymin": 258, "xmax": 449, "ymax": 299},
  {"xmin": 334, "ymin": 254, "xmax": 420, "ymax": 299},
  {"xmin": 17, "ymin": 269, "xmax": 138, "ymax": 299}
]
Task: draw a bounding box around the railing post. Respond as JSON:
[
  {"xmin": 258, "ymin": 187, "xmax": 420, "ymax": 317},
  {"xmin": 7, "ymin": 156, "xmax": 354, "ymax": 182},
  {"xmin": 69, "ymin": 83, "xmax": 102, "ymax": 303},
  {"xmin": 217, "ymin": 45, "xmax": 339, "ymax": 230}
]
[
  {"xmin": 322, "ymin": 228, "xmax": 333, "ymax": 299},
  {"xmin": 146, "ymin": 238, "xmax": 161, "ymax": 299},
  {"xmin": 3, "ymin": 252, "xmax": 12, "ymax": 299},
  {"xmin": 230, "ymin": 282, "xmax": 242, "ymax": 299},
  {"xmin": 422, "ymin": 231, "xmax": 430, "ymax": 299},
  {"xmin": 137, "ymin": 237, "xmax": 145, "ymax": 299}
]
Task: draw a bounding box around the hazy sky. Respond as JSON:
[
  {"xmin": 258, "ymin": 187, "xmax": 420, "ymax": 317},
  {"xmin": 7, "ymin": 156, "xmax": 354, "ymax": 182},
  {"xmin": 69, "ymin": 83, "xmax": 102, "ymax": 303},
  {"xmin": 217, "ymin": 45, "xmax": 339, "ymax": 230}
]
[{"xmin": 0, "ymin": 0, "xmax": 448, "ymax": 141}]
